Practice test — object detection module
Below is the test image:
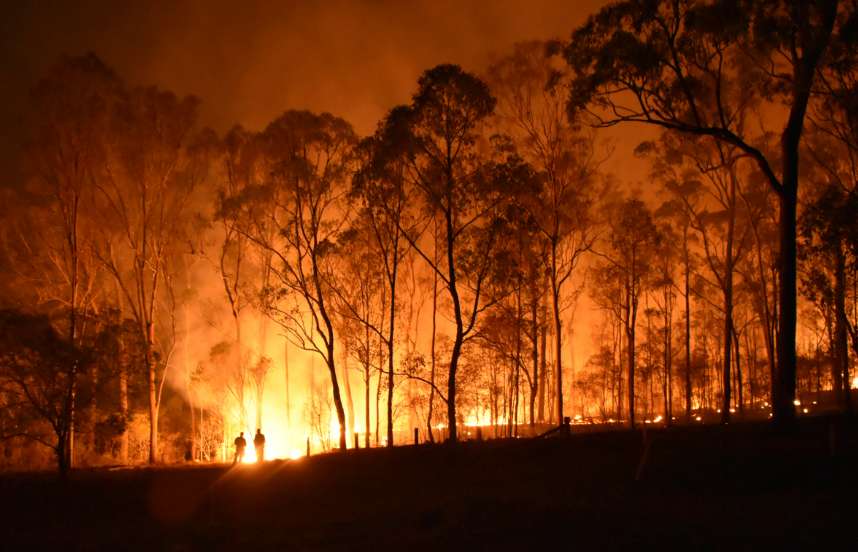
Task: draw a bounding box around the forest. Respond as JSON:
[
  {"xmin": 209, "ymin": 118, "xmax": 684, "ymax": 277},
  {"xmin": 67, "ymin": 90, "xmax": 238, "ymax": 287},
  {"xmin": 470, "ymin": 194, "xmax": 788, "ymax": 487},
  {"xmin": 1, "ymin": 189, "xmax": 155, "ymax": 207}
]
[{"xmin": 1, "ymin": 0, "xmax": 857, "ymax": 478}]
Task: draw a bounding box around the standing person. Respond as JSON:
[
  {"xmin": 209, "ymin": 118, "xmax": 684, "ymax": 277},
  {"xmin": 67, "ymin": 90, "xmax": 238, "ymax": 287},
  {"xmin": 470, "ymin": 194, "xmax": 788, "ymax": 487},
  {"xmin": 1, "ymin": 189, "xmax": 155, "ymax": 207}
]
[
  {"xmin": 254, "ymin": 428, "xmax": 266, "ymax": 462},
  {"xmin": 232, "ymin": 432, "xmax": 247, "ymax": 465}
]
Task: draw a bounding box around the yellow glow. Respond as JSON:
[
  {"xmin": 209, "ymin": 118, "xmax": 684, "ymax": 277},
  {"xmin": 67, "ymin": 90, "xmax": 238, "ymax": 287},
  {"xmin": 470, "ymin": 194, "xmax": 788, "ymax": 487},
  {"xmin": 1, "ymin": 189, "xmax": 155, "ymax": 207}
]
[
  {"xmin": 464, "ymin": 411, "xmax": 497, "ymax": 427},
  {"xmin": 228, "ymin": 392, "xmax": 330, "ymax": 463}
]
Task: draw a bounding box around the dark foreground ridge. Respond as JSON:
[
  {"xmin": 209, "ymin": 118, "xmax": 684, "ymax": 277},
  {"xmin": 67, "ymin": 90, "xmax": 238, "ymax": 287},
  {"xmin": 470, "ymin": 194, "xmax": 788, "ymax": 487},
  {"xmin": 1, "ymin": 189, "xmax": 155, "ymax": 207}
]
[{"xmin": 2, "ymin": 416, "xmax": 857, "ymax": 550}]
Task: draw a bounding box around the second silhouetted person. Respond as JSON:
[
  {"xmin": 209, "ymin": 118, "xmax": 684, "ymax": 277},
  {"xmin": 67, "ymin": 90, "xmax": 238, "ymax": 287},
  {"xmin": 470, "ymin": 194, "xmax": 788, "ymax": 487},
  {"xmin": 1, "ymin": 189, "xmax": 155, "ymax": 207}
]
[{"xmin": 254, "ymin": 428, "xmax": 266, "ymax": 462}]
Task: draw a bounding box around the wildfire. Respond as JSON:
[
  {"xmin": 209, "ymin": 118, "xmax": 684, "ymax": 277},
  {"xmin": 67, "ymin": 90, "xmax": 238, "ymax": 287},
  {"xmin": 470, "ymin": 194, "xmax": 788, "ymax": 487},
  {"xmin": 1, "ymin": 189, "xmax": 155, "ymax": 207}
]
[
  {"xmin": 464, "ymin": 411, "xmax": 495, "ymax": 427},
  {"xmin": 227, "ymin": 393, "xmax": 321, "ymax": 464}
]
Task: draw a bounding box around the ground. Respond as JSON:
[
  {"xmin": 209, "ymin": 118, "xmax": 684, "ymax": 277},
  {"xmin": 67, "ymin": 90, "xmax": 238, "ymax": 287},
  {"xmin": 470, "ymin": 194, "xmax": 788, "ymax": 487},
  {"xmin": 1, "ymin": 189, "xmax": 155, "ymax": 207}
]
[{"xmin": 1, "ymin": 416, "xmax": 857, "ymax": 550}]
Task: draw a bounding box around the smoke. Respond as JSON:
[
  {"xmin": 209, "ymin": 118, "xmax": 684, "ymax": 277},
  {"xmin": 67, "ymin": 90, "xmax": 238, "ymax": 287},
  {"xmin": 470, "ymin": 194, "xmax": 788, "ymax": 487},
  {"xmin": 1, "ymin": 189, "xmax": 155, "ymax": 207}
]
[
  {"xmin": 2, "ymin": 0, "xmax": 661, "ymax": 448},
  {"xmin": 1, "ymin": 1, "xmax": 605, "ymax": 142}
]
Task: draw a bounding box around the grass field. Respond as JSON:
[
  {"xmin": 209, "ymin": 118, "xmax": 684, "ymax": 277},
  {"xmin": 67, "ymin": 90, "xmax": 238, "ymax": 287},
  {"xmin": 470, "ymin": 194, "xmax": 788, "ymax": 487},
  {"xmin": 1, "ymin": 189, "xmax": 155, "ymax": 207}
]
[{"xmin": 2, "ymin": 416, "xmax": 857, "ymax": 550}]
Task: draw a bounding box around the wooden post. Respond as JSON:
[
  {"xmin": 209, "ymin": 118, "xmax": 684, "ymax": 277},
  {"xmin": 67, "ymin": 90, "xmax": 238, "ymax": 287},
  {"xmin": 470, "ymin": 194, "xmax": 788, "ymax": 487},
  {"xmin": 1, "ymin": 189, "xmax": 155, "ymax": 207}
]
[
  {"xmin": 414, "ymin": 427, "xmax": 419, "ymax": 445},
  {"xmin": 306, "ymin": 437, "xmax": 310, "ymax": 457},
  {"xmin": 354, "ymin": 432, "xmax": 359, "ymax": 449}
]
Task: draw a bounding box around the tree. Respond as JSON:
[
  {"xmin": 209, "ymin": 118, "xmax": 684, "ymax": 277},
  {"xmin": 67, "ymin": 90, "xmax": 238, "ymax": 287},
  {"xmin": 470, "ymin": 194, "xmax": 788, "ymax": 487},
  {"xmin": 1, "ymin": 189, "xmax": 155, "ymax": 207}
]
[
  {"xmin": 0, "ymin": 310, "xmax": 88, "ymax": 476},
  {"xmin": 650, "ymin": 215, "xmax": 679, "ymax": 425},
  {"xmin": 488, "ymin": 41, "xmax": 600, "ymax": 426},
  {"xmin": 592, "ymin": 198, "xmax": 662, "ymax": 428},
  {"xmin": 95, "ymin": 86, "xmax": 206, "ymax": 463},
  {"xmin": 799, "ymin": 183, "xmax": 858, "ymax": 409},
  {"xmin": 334, "ymin": 222, "xmax": 387, "ymax": 447},
  {"xmin": 641, "ymin": 134, "xmax": 753, "ymax": 423},
  {"xmin": 249, "ymin": 110, "xmax": 358, "ymax": 451},
  {"xmin": 14, "ymin": 53, "xmax": 120, "ymax": 466},
  {"xmin": 564, "ymin": 0, "xmax": 844, "ymax": 424},
  {"xmin": 350, "ymin": 125, "xmax": 414, "ymax": 447},
  {"xmin": 383, "ymin": 65, "xmax": 515, "ymax": 442},
  {"xmin": 655, "ymin": 197, "xmax": 699, "ymax": 421}
]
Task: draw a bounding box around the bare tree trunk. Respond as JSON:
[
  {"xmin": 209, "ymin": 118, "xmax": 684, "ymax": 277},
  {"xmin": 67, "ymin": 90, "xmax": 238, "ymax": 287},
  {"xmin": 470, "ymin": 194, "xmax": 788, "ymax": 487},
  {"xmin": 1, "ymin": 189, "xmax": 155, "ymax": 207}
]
[
  {"xmin": 734, "ymin": 329, "xmax": 743, "ymax": 416},
  {"xmin": 341, "ymin": 345, "xmax": 355, "ymax": 444},
  {"xmin": 386, "ymin": 260, "xmax": 398, "ymax": 448},
  {"xmin": 114, "ymin": 280, "xmax": 129, "ymax": 463},
  {"xmin": 774, "ymin": 184, "xmax": 797, "ymax": 425},
  {"xmin": 663, "ymin": 287, "xmax": 672, "ymax": 426},
  {"xmin": 772, "ymin": 2, "xmax": 837, "ymax": 422},
  {"xmin": 188, "ymin": 382, "xmax": 196, "ymax": 461},
  {"xmin": 233, "ymin": 313, "xmax": 245, "ymax": 432},
  {"xmin": 684, "ymin": 233, "xmax": 692, "ymax": 423},
  {"xmin": 375, "ymin": 364, "xmax": 381, "ymax": 446},
  {"xmin": 538, "ymin": 303, "xmax": 547, "ymax": 423},
  {"xmin": 119, "ymin": 361, "xmax": 129, "ymax": 462},
  {"xmin": 547, "ymin": 325, "xmax": 555, "ymax": 423},
  {"xmin": 722, "ymin": 286, "xmax": 733, "ymax": 425},
  {"xmin": 530, "ymin": 288, "xmax": 539, "ymax": 427},
  {"xmin": 146, "ymin": 321, "xmax": 158, "ymax": 464},
  {"xmin": 446, "ymin": 207, "xmax": 464, "ymax": 443},
  {"xmin": 626, "ymin": 278, "xmax": 638, "ymax": 429},
  {"xmin": 748, "ymin": 329, "xmax": 757, "ymax": 409},
  {"xmin": 183, "ymin": 291, "xmax": 196, "ymax": 461},
  {"xmin": 284, "ymin": 339, "xmax": 291, "ymax": 429},
  {"xmin": 364, "ymin": 365, "xmax": 371, "ymax": 448},
  {"xmin": 834, "ymin": 247, "xmax": 850, "ymax": 410},
  {"xmin": 327, "ymin": 350, "xmax": 348, "ymax": 451},
  {"xmin": 627, "ymin": 321, "xmax": 636, "ymax": 429},
  {"xmin": 427, "ymin": 252, "xmax": 437, "ymax": 443},
  {"xmin": 615, "ymin": 319, "xmax": 623, "ymax": 421},
  {"xmin": 550, "ymin": 241, "xmax": 564, "ymax": 426}
]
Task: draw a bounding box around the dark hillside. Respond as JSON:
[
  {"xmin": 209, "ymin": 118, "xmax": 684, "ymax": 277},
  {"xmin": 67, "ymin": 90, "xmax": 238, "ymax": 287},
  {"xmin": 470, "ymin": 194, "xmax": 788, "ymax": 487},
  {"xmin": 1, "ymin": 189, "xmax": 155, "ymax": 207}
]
[{"xmin": 2, "ymin": 417, "xmax": 857, "ymax": 550}]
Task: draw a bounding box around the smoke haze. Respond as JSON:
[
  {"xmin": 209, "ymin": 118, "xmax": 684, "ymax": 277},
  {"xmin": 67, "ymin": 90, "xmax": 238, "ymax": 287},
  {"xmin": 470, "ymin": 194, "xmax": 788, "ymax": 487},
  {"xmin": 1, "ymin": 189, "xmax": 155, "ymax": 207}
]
[{"xmin": 1, "ymin": 0, "xmax": 609, "ymax": 185}]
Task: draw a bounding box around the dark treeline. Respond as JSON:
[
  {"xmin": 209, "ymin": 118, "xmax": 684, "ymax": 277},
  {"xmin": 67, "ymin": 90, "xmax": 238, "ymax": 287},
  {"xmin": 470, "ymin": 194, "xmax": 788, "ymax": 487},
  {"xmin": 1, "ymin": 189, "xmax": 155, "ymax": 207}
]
[{"xmin": 1, "ymin": 0, "xmax": 856, "ymax": 475}]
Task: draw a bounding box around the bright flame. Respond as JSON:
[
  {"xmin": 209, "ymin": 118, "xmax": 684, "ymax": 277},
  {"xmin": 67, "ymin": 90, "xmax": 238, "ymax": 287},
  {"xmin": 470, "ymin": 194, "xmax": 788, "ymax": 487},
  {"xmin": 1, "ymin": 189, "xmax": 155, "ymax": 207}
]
[
  {"xmin": 227, "ymin": 392, "xmax": 323, "ymax": 464},
  {"xmin": 464, "ymin": 411, "xmax": 498, "ymax": 427}
]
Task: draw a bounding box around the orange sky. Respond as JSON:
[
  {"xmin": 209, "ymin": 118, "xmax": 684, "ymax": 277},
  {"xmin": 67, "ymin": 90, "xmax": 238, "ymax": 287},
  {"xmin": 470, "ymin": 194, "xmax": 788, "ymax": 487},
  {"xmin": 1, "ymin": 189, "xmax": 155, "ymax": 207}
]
[
  {"xmin": 0, "ymin": 0, "xmax": 658, "ymax": 380},
  {"xmin": 2, "ymin": 1, "xmax": 610, "ymax": 162}
]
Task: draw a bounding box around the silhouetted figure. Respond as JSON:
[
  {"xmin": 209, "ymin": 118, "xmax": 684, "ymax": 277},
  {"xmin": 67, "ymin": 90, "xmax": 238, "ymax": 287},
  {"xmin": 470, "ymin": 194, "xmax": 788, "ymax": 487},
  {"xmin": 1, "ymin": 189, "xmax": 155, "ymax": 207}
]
[
  {"xmin": 254, "ymin": 428, "xmax": 266, "ymax": 462},
  {"xmin": 233, "ymin": 432, "xmax": 247, "ymax": 465}
]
